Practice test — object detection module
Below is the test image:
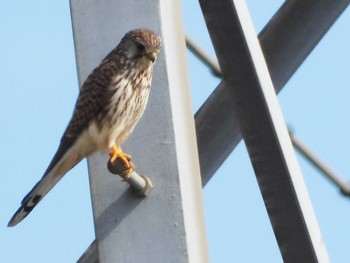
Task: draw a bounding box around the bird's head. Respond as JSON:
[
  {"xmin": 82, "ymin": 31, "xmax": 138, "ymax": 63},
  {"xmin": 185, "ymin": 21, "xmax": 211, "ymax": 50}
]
[{"xmin": 119, "ymin": 29, "xmax": 162, "ymax": 64}]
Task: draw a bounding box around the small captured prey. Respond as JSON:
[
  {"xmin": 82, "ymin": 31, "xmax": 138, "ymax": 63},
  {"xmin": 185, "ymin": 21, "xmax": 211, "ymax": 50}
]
[{"xmin": 8, "ymin": 29, "xmax": 161, "ymax": 227}]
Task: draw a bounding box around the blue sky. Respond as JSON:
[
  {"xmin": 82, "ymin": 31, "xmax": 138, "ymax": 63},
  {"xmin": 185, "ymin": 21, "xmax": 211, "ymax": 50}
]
[{"xmin": 1, "ymin": 1, "xmax": 350, "ymax": 262}]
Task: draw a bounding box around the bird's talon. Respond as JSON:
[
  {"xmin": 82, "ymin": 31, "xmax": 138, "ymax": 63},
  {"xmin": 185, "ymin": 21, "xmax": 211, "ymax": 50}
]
[
  {"xmin": 109, "ymin": 145, "xmax": 133, "ymax": 168},
  {"xmin": 124, "ymin": 153, "xmax": 132, "ymax": 162},
  {"xmin": 108, "ymin": 145, "xmax": 136, "ymax": 179}
]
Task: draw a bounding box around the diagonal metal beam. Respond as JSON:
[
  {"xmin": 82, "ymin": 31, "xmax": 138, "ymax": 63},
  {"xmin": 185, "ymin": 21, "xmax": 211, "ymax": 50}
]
[
  {"xmin": 196, "ymin": 0, "xmax": 350, "ymax": 186},
  {"xmin": 187, "ymin": 36, "xmax": 350, "ymax": 198},
  {"xmin": 199, "ymin": 0, "xmax": 329, "ymax": 261}
]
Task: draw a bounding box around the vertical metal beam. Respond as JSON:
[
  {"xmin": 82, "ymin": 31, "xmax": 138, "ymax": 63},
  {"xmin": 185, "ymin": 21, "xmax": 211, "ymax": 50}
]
[
  {"xmin": 70, "ymin": 1, "xmax": 208, "ymax": 262},
  {"xmin": 196, "ymin": 0, "xmax": 350, "ymax": 185},
  {"xmin": 199, "ymin": 0, "xmax": 329, "ymax": 262}
]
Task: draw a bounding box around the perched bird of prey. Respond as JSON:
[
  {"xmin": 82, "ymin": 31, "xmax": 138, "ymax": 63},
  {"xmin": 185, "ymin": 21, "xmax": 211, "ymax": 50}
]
[{"xmin": 8, "ymin": 29, "xmax": 161, "ymax": 227}]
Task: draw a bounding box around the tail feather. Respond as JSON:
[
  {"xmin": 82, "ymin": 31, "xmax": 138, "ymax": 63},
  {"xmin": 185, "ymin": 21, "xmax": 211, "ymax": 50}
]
[
  {"xmin": 8, "ymin": 173, "xmax": 61, "ymax": 227},
  {"xmin": 8, "ymin": 140, "xmax": 83, "ymax": 227}
]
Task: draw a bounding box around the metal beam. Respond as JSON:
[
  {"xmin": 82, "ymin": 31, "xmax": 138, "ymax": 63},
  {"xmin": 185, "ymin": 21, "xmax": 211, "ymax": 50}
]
[
  {"xmin": 186, "ymin": 16, "xmax": 350, "ymax": 198},
  {"xmin": 70, "ymin": 0, "xmax": 208, "ymax": 262},
  {"xmin": 199, "ymin": 0, "xmax": 329, "ymax": 262},
  {"xmin": 196, "ymin": 0, "xmax": 350, "ymax": 185}
]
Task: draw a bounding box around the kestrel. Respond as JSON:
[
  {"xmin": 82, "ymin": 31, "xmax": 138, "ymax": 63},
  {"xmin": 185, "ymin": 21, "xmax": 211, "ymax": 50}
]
[{"xmin": 8, "ymin": 29, "xmax": 161, "ymax": 227}]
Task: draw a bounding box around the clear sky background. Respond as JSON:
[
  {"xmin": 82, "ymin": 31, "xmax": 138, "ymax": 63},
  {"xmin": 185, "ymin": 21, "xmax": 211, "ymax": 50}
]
[{"xmin": 1, "ymin": 1, "xmax": 349, "ymax": 262}]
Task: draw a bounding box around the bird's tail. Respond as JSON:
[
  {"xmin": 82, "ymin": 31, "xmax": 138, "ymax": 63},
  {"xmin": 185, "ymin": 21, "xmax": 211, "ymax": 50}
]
[
  {"xmin": 8, "ymin": 173, "xmax": 61, "ymax": 227},
  {"xmin": 8, "ymin": 145, "xmax": 83, "ymax": 227}
]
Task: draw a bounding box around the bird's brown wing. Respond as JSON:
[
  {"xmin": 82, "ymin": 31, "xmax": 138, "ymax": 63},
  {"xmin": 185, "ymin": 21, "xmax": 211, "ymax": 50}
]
[{"xmin": 8, "ymin": 61, "xmax": 117, "ymax": 227}]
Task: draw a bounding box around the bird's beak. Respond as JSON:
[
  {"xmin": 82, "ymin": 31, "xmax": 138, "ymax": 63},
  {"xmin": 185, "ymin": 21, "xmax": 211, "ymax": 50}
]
[{"xmin": 146, "ymin": 50, "xmax": 158, "ymax": 63}]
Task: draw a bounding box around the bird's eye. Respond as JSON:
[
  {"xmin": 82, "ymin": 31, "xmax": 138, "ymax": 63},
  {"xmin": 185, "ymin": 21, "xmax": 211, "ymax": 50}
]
[{"xmin": 136, "ymin": 42, "xmax": 145, "ymax": 52}]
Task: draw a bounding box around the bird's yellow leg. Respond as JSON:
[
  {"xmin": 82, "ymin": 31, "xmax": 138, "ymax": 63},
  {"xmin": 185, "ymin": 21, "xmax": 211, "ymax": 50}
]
[{"xmin": 109, "ymin": 145, "xmax": 134, "ymax": 179}]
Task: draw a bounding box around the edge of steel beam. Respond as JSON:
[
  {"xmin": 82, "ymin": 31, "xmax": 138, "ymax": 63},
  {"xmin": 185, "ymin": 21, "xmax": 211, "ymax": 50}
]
[
  {"xmin": 77, "ymin": 241, "xmax": 98, "ymax": 263},
  {"xmin": 199, "ymin": 0, "xmax": 329, "ymax": 261}
]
